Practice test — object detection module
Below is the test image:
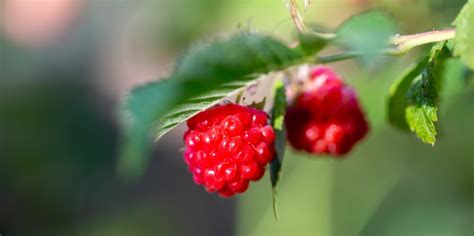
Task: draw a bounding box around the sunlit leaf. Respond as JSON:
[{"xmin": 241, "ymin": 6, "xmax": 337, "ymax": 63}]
[
  {"xmin": 405, "ymin": 43, "xmax": 450, "ymax": 145},
  {"xmin": 387, "ymin": 57, "xmax": 429, "ymax": 131}
]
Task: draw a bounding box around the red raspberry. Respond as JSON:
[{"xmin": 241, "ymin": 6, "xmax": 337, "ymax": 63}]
[
  {"xmin": 183, "ymin": 104, "xmax": 275, "ymax": 197},
  {"xmin": 285, "ymin": 66, "xmax": 369, "ymax": 156}
]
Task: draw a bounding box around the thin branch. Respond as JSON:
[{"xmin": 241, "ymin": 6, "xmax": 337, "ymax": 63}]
[
  {"xmin": 318, "ymin": 51, "xmax": 362, "ymax": 64},
  {"xmin": 285, "ymin": 0, "xmax": 307, "ymax": 33},
  {"xmin": 387, "ymin": 29, "xmax": 455, "ymax": 55},
  {"xmin": 316, "ymin": 29, "xmax": 456, "ymax": 63}
]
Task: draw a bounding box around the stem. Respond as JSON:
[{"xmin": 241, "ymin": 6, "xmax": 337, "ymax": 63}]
[
  {"xmin": 316, "ymin": 29, "xmax": 456, "ymax": 63},
  {"xmin": 388, "ymin": 29, "xmax": 455, "ymax": 55},
  {"xmin": 285, "ymin": 0, "xmax": 307, "ymax": 33},
  {"xmin": 318, "ymin": 51, "xmax": 362, "ymax": 64}
]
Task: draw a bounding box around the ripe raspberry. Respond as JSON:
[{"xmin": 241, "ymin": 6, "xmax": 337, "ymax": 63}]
[
  {"xmin": 285, "ymin": 66, "xmax": 369, "ymax": 156},
  {"xmin": 183, "ymin": 104, "xmax": 275, "ymax": 197}
]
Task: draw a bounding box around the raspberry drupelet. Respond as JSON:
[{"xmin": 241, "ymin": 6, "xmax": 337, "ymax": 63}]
[
  {"xmin": 183, "ymin": 104, "xmax": 275, "ymax": 197},
  {"xmin": 285, "ymin": 66, "xmax": 369, "ymax": 156}
]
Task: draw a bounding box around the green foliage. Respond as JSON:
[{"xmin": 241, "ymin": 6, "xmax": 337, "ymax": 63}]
[
  {"xmin": 173, "ymin": 34, "xmax": 304, "ymax": 81},
  {"xmin": 336, "ymin": 11, "xmax": 396, "ymax": 64},
  {"xmin": 121, "ymin": 4, "xmax": 469, "ymax": 180},
  {"xmin": 405, "ymin": 43, "xmax": 450, "ymax": 145},
  {"xmin": 453, "ymin": 0, "xmax": 474, "ymax": 69},
  {"xmin": 119, "ymin": 33, "xmax": 326, "ymax": 178},
  {"xmin": 119, "ymin": 79, "xmax": 180, "ymax": 178},
  {"xmin": 269, "ymin": 79, "xmax": 287, "ymax": 221},
  {"xmin": 154, "ymin": 78, "xmax": 256, "ymax": 142},
  {"xmin": 405, "ymin": 69, "xmax": 439, "ymax": 145},
  {"xmin": 388, "ymin": 43, "xmax": 451, "ymax": 145},
  {"xmin": 296, "ymin": 32, "xmax": 330, "ymax": 56},
  {"xmin": 387, "ymin": 57, "xmax": 429, "ymax": 131}
]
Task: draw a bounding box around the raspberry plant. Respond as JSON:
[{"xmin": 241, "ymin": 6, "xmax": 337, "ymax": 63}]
[{"xmin": 119, "ymin": 0, "xmax": 473, "ymax": 218}]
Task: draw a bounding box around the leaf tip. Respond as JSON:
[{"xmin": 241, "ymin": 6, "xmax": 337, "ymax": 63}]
[{"xmin": 272, "ymin": 189, "xmax": 279, "ymax": 221}]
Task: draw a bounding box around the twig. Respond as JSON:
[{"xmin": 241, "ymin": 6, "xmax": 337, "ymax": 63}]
[
  {"xmin": 285, "ymin": 0, "xmax": 307, "ymax": 33},
  {"xmin": 387, "ymin": 29, "xmax": 455, "ymax": 55},
  {"xmin": 316, "ymin": 29, "xmax": 456, "ymax": 63}
]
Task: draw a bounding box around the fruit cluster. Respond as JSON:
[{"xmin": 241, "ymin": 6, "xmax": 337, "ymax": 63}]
[
  {"xmin": 183, "ymin": 66, "xmax": 369, "ymax": 197},
  {"xmin": 183, "ymin": 104, "xmax": 275, "ymax": 197}
]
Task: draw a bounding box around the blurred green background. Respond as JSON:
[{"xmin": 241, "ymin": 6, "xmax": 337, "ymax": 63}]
[{"xmin": 0, "ymin": 0, "xmax": 472, "ymax": 235}]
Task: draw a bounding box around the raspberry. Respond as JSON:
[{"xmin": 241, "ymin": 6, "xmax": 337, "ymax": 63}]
[
  {"xmin": 183, "ymin": 104, "xmax": 275, "ymax": 197},
  {"xmin": 285, "ymin": 66, "xmax": 369, "ymax": 156}
]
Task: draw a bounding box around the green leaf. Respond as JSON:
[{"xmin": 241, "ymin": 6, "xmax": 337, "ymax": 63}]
[
  {"xmin": 387, "ymin": 57, "xmax": 429, "ymax": 131},
  {"xmin": 405, "ymin": 43, "xmax": 450, "ymax": 145},
  {"xmin": 388, "ymin": 43, "xmax": 450, "ymax": 144},
  {"xmin": 173, "ymin": 34, "xmax": 304, "ymax": 81},
  {"xmin": 336, "ymin": 11, "xmax": 396, "ymax": 64},
  {"xmin": 119, "ymin": 33, "xmax": 327, "ymax": 179},
  {"xmin": 155, "ymin": 78, "xmax": 255, "ymax": 142},
  {"xmin": 296, "ymin": 32, "xmax": 330, "ymax": 56},
  {"xmin": 453, "ymin": 0, "xmax": 474, "ymax": 70},
  {"xmin": 269, "ymin": 79, "xmax": 287, "ymax": 221},
  {"xmin": 119, "ymin": 79, "xmax": 181, "ymax": 178},
  {"xmin": 405, "ymin": 70, "xmax": 439, "ymax": 145},
  {"xmin": 428, "ymin": 42, "xmax": 451, "ymax": 90}
]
